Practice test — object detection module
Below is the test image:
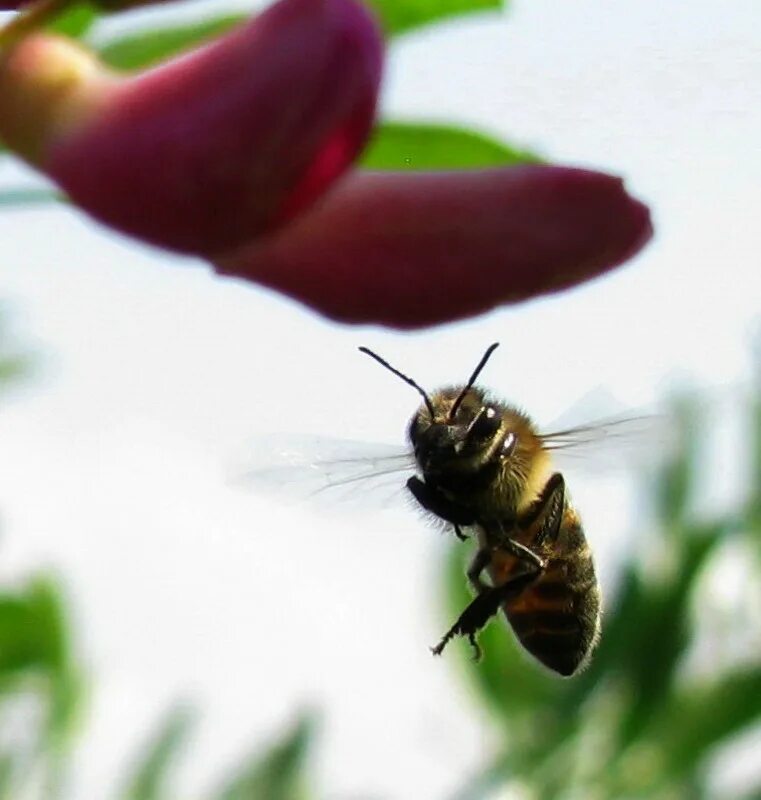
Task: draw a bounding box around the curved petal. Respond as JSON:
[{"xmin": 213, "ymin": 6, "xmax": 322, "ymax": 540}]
[
  {"xmin": 0, "ymin": 0, "xmax": 177, "ymax": 7},
  {"xmin": 0, "ymin": 0, "xmax": 383, "ymax": 255},
  {"xmin": 216, "ymin": 166, "xmax": 653, "ymax": 329},
  {"xmin": 0, "ymin": 0, "xmax": 173, "ymax": 11}
]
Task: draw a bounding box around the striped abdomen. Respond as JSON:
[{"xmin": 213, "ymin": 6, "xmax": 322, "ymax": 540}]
[{"xmin": 489, "ymin": 504, "xmax": 601, "ymax": 676}]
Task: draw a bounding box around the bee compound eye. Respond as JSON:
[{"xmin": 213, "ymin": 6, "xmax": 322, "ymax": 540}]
[
  {"xmin": 469, "ymin": 406, "xmax": 500, "ymax": 439},
  {"xmin": 502, "ymin": 432, "xmax": 517, "ymax": 456}
]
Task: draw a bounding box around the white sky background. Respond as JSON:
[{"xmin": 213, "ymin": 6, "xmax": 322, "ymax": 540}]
[{"xmin": 0, "ymin": 0, "xmax": 760, "ymax": 797}]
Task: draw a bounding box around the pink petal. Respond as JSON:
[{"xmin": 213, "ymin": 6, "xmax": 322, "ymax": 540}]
[
  {"xmin": 42, "ymin": 0, "xmax": 382, "ymax": 255},
  {"xmin": 216, "ymin": 166, "xmax": 653, "ymax": 329},
  {"xmin": 0, "ymin": 0, "xmax": 181, "ymax": 7}
]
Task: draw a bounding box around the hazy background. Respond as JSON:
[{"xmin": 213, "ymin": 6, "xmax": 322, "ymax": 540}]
[{"xmin": 0, "ymin": 0, "xmax": 759, "ymax": 797}]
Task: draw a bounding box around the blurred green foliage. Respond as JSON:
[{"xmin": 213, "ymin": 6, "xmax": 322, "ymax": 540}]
[
  {"xmin": 0, "ymin": 0, "xmax": 508, "ymax": 84},
  {"xmin": 117, "ymin": 707, "xmax": 316, "ymax": 800},
  {"xmin": 0, "ymin": 318, "xmax": 318, "ymax": 798},
  {"xmin": 362, "ymin": 122, "xmax": 540, "ymax": 170},
  {"xmin": 0, "ymin": 587, "xmax": 313, "ymax": 800},
  {"xmin": 441, "ymin": 394, "xmax": 761, "ymax": 800},
  {"xmin": 213, "ymin": 715, "xmax": 315, "ymax": 800},
  {"xmin": 92, "ymin": 0, "xmax": 507, "ymax": 71},
  {"xmin": 116, "ymin": 709, "xmax": 316, "ymax": 800},
  {"xmin": 0, "ymin": 577, "xmax": 81, "ymax": 798},
  {"xmin": 120, "ymin": 706, "xmax": 196, "ymax": 800},
  {"xmin": 2, "ymin": 305, "xmax": 761, "ymax": 799},
  {"xmin": 364, "ymin": 0, "xmax": 505, "ymax": 36},
  {"xmin": 0, "ymin": 629, "xmax": 315, "ymax": 800},
  {"xmin": 97, "ymin": 15, "xmax": 246, "ymax": 70},
  {"xmin": 49, "ymin": 1, "xmax": 98, "ymax": 38}
]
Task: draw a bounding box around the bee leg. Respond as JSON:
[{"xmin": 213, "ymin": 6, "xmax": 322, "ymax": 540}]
[
  {"xmin": 430, "ymin": 549, "xmax": 493, "ymax": 656},
  {"xmin": 453, "ymin": 525, "xmax": 468, "ymax": 542},
  {"xmin": 406, "ymin": 476, "xmax": 475, "ymax": 530},
  {"xmin": 431, "ymin": 571, "xmax": 540, "ymax": 660},
  {"xmin": 486, "ymin": 519, "xmax": 546, "ymax": 571},
  {"xmin": 466, "ymin": 634, "xmax": 482, "ymax": 662},
  {"xmin": 519, "ymin": 472, "xmax": 566, "ymax": 549},
  {"xmin": 467, "ymin": 548, "xmax": 492, "ymax": 593},
  {"xmin": 501, "ymin": 538, "xmax": 546, "ymax": 571}
]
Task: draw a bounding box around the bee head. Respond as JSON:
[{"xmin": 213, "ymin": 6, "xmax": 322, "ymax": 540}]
[
  {"xmin": 407, "ymin": 386, "xmax": 517, "ymax": 476},
  {"xmin": 359, "ymin": 343, "xmax": 515, "ymax": 478}
]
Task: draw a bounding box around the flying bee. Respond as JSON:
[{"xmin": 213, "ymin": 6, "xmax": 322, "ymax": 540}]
[
  {"xmin": 236, "ymin": 344, "xmax": 661, "ymax": 677},
  {"xmin": 358, "ymin": 343, "xmax": 601, "ymax": 676}
]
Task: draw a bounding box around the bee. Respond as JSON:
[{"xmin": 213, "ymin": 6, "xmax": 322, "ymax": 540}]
[
  {"xmin": 358, "ymin": 343, "xmax": 601, "ymax": 676},
  {"xmin": 237, "ymin": 344, "xmax": 658, "ymax": 676}
]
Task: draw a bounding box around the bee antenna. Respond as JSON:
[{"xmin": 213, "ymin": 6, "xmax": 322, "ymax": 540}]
[
  {"xmin": 358, "ymin": 346, "xmax": 436, "ymax": 418},
  {"xmin": 449, "ymin": 342, "xmax": 500, "ymax": 421}
]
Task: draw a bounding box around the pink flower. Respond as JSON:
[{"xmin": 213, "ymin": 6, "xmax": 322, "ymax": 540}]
[
  {"xmin": 0, "ymin": 0, "xmax": 383, "ymax": 254},
  {"xmin": 0, "ymin": 0, "xmax": 652, "ymax": 329},
  {"xmin": 217, "ymin": 167, "xmax": 651, "ymax": 328},
  {"xmin": 0, "ymin": 0, "xmax": 193, "ymax": 9}
]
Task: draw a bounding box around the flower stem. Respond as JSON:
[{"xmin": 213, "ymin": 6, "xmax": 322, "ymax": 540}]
[{"xmin": 0, "ymin": 0, "xmax": 72, "ymax": 50}]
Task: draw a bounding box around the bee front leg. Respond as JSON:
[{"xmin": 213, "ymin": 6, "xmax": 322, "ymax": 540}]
[
  {"xmin": 406, "ymin": 476, "xmax": 475, "ymax": 540},
  {"xmin": 431, "ymin": 569, "xmax": 540, "ymax": 661}
]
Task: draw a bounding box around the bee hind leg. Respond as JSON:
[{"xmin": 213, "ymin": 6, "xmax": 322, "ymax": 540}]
[
  {"xmin": 431, "ymin": 570, "xmax": 540, "ymax": 661},
  {"xmin": 517, "ymin": 472, "xmax": 565, "ymax": 549}
]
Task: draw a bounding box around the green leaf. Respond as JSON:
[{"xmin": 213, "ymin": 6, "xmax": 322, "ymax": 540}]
[
  {"xmin": 26, "ymin": 578, "xmax": 71, "ymax": 675},
  {"xmin": 97, "ymin": 14, "xmax": 246, "ymax": 70},
  {"xmin": 121, "ymin": 706, "xmax": 195, "ymax": 800},
  {"xmin": 46, "ymin": 665, "xmax": 83, "ymax": 749},
  {"xmin": 50, "ymin": 2, "xmax": 98, "ymax": 38},
  {"xmin": 365, "ymin": 0, "xmax": 505, "ymax": 36},
  {"xmin": 0, "ymin": 578, "xmax": 69, "ymax": 677},
  {"xmin": 361, "ymin": 122, "xmax": 540, "ymax": 171},
  {"xmin": 215, "ymin": 714, "xmax": 315, "ymax": 800},
  {"xmin": 0, "ymin": 577, "xmax": 81, "ymax": 751},
  {"xmin": 0, "ymin": 188, "xmax": 61, "ymax": 207},
  {"xmin": 655, "ymin": 668, "xmax": 761, "ymax": 777},
  {"xmin": 554, "ymin": 566, "xmax": 646, "ymax": 711},
  {"xmin": 602, "ymin": 526, "xmax": 723, "ymax": 747}
]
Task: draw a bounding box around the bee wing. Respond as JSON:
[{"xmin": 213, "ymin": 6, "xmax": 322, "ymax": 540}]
[
  {"xmin": 229, "ymin": 433, "xmax": 417, "ymax": 511},
  {"xmin": 540, "ymin": 412, "xmax": 675, "ymax": 474}
]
